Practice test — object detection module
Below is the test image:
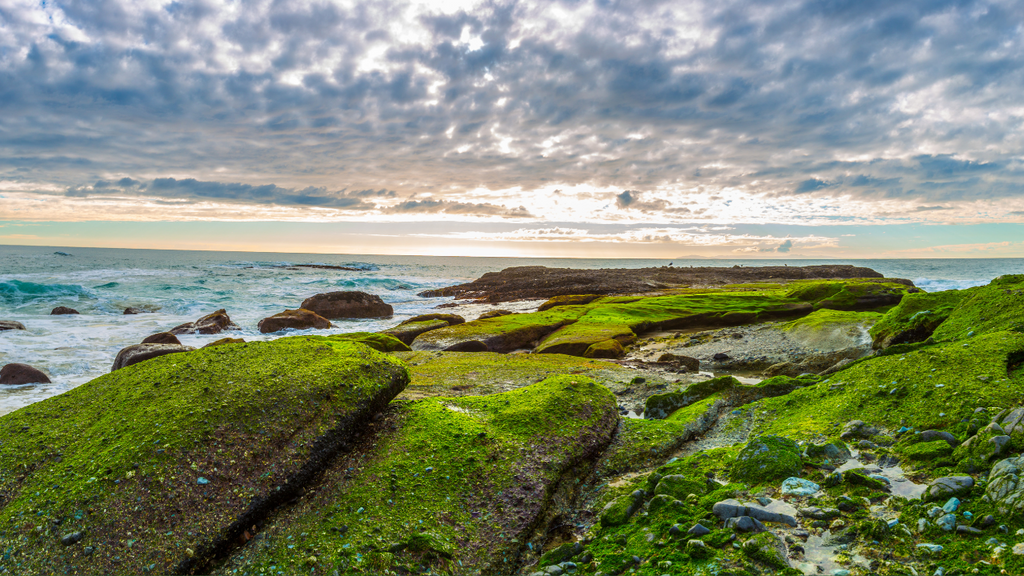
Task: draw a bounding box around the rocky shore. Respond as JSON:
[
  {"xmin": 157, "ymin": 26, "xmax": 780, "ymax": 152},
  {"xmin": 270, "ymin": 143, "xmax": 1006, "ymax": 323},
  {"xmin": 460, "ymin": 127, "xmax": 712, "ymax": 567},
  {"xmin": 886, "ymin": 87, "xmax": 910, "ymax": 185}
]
[{"xmin": 2, "ymin": 266, "xmax": 1024, "ymax": 576}]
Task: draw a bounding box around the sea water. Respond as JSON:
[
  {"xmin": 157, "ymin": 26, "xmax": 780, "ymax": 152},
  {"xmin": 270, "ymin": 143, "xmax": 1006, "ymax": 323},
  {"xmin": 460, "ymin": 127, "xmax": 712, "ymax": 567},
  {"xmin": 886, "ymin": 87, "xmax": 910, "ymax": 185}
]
[{"xmin": 2, "ymin": 244, "xmax": 1022, "ymax": 415}]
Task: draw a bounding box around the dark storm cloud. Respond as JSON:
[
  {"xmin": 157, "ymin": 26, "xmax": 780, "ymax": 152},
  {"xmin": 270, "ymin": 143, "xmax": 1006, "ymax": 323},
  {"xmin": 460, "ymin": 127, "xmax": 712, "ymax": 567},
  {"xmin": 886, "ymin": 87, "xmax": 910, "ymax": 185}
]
[{"xmin": 2, "ymin": 0, "xmax": 1024, "ymax": 213}]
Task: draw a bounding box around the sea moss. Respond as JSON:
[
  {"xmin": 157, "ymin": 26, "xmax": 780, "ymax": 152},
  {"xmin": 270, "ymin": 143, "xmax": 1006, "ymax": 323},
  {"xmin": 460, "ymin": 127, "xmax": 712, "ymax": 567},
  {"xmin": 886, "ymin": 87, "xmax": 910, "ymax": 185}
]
[
  {"xmin": 870, "ymin": 289, "xmax": 974, "ymax": 348},
  {"xmin": 729, "ymin": 435, "xmax": 802, "ymax": 484},
  {"xmin": 0, "ymin": 337, "xmax": 409, "ymax": 576},
  {"xmin": 933, "ymin": 275, "xmax": 1024, "ymax": 341}
]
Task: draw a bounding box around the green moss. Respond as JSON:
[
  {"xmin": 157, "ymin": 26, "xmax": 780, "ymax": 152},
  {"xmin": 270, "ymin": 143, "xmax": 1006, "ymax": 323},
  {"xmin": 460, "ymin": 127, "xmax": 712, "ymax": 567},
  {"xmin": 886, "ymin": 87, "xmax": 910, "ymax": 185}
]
[
  {"xmin": 0, "ymin": 336, "xmax": 409, "ymax": 576},
  {"xmin": 583, "ymin": 339, "xmax": 625, "ymax": 358},
  {"xmin": 318, "ymin": 331, "xmax": 411, "ymax": 352},
  {"xmin": 781, "ymin": 308, "xmax": 882, "ymax": 333},
  {"xmin": 741, "ymin": 532, "xmax": 788, "ymax": 569},
  {"xmin": 730, "ymin": 435, "xmax": 802, "ymax": 484},
  {"xmin": 900, "ymin": 439, "xmax": 954, "ymax": 462},
  {"xmin": 870, "ymin": 288, "xmax": 974, "ymax": 348},
  {"xmin": 933, "ymin": 275, "xmax": 1024, "ymax": 341},
  {"xmin": 646, "ymin": 376, "xmax": 741, "ymax": 419},
  {"xmin": 537, "ymin": 294, "xmax": 602, "ymax": 311},
  {"xmin": 215, "ymin": 375, "xmax": 618, "ymax": 576}
]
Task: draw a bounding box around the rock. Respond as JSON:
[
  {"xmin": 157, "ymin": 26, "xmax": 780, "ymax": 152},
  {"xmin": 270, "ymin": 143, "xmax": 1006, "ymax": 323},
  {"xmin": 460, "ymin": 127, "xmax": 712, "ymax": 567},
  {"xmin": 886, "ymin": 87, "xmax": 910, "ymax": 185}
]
[
  {"xmin": 804, "ymin": 441, "xmax": 852, "ymax": 465},
  {"xmin": 840, "ymin": 420, "xmax": 879, "ymax": 440},
  {"xmin": 937, "ymin": 513, "xmax": 956, "ymax": 531},
  {"xmin": 920, "ymin": 430, "xmax": 959, "ymax": 447},
  {"xmin": 712, "ymin": 352, "xmax": 730, "ymax": 361},
  {"xmin": 477, "ymin": 309, "xmax": 513, "ymax": 320},
  {"xmin": 600, "ymin": 490, "xmax": 645, "ymax": 526},
  {"xmin": 979, "ymin": 514, "xmax": 997, "ymax": 528},
  {"xmin": 844, "ymin": 468, "xmax": 888, "ymax": 490},
  {"xmin": 924, "ymin": 476, "xmax": 974, "ymax": 502},
  {"xmin": 258, "ymin": 309, "xmax": 332, "ymax": 333},
  {"xmin": 781, "ymin": 477, "xmax": 820, "ymax": 496},
  {"xmin": 656, "ymin": 353, "xmax": 700, "ymax": 372},
  {"xmin": 203, "ymin": 338, "xmax": 245, "ymax": 348},
  {"xmin": 799, "ymin": 507, "xmax": 840, "ymax": 521},
  {"xmin": 383, "ymin": 320, "xmax": 451, "ymax": 345},
  {"xmin": 123, "ymin": 307, "xmax": 144, "ymax": 314},
  {"xmin": 401, "ymin": 313, "xmax": 465, "ymax": 326},
  {"xmin": 538, "ymin": 542, "xmax": 583, "ymax": 567},
  {"xmin": 687, "ymin": 523, "xmax": 711, "ymax": 537},
  {"xmin": 725, "ymin": 515, "xmax": 766, "ymax": 533},
  {"xmin": 956, "ymin": 525, "xmax": 983, "ymax": 535},
  {"xmin": 653, "ymin": 475, "xmax": 704, "ymax": 500},
  {"xmin": 903, "ymin": 439, "xmax": 953, "ymax": 461},
  {"xmin": 142, "ymin": 332, "xmax": 182, "ymax": 345},
  {"xmin": 300, "ymin": 291, "xmax": 393, "ymax": 319},
  {"xmin": 955, "ymin": 422, "xmax": 1012, "ymax": 462},
  {"xmin": 741, "ymin": 532, "xmax": 788, "ymax": 569},
  {"xmin": 60, "ymin": 531, "xmax": 84, "ymax": 546},
  {"xmin": 712, "ymin": 499, "xmax": 797, "ymax": 526},
  {"xmin": 0, "ymin": 363, "xmax": 51, "ymax": 385},
  {"xmin": 169, "ymin": 309, "xmax": 240, "ymax": 335},
  {"xmin": 111, "ymin": 343, "xmax": 194, "ymax": 371},
  {"xmin": 583, "ymin": 339, "xmax": 624, "ymax": 359},
  {"xmin": 50, "ymin": 306, "xmax": 79, "ymax": 315},
  {"xmin": 730, "ymin": 435, "xmax": 802, "ymax": 483},
  {"xmin": 0, "ymin": 320, "xmax": 26, "ymax": 331},
  {"xmin": 1014, "ymin": 542, "xmax": 1024, "ymax": 555},
  {"xmin": 647, "ymin": 494, "xmax": 684, "ymax": 513}
]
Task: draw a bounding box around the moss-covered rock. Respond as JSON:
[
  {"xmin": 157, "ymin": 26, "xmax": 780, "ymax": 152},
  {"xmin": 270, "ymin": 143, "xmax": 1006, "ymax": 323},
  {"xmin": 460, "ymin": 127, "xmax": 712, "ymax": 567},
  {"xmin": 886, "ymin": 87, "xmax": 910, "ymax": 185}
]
[
  {"xmin": 901, "ymin": 439, "xmax": 954, "ymax": 462},
  {"xmin": 646, "ymin": 376, "xmax": 742, "ymax": 419},
  {"xmin": 0, "ymin": 337, "xmax": 409, "ymax": 575},
  {"xmin": 741, "ymin": 531, "xmax": 789, "ymax": 569},
  {"xmin": 319, "ymin": 331, "xmax": 411, "ymax": 352},
  {"xmin": 537, "ymin": 294, "xmax": 602, "ymax": 311},
  {"xmin": 933, "ymin": 275, "xmax": 1024, "ymax": 341},
  {"xmin": 730, "ymin": 435, "xmax": 802, "ymax": 484},
  {"xmin": 653, "ymin": 474, "xmax": 706, "ymax": 500},
  {"xmin": 382, "ymin": 319, "xmax": 450, "ymax": 345},
  {"xmin": 583, "ymin": 338, "xmax": 624, "ymax": 358},
  {"xmin": 215, "ymin": 375, "xmax": 618, "ymax": 575},
  {"xmin": 870, "ymin": 288, "xmax": 974, "ymax": 348},
  {"xmin": 601, "ymin": 490, "xmax": 647, "ymax": 526}
]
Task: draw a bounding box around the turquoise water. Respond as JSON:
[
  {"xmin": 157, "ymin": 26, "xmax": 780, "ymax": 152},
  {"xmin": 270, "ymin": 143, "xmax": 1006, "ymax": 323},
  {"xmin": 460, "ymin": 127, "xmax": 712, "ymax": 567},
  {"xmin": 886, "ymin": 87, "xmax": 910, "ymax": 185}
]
[{"xmin": 1, "ymin": 244, "xmax": 1022, "ymax": 415}]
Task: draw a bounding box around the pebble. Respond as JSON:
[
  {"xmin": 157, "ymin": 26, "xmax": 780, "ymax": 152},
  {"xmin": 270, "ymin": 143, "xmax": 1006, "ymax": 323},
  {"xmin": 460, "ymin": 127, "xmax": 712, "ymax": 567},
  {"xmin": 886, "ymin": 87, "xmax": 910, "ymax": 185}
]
[
  {"xmin": 197, "ymin": 477, "xmax": 209, "ymax": 485},
  {"xmin": 956, "ymin": 525, "xmax": 982, "ymax": 535},
  {"xmin": 1013, "ymin": 543, "xmax": 1024, "ymax": 555},
  {"xmin": 927, "ymin": 506, "xmax": 943, "ymax": 518},
  {"xmin": 937, "ymin": 514, "xmax": 956, "ymax": 531},
  {"xmin": 687, "ymin": 523, "xmax": 710, "ymax": 537},
  {"xmin": 917, "ymin": 543, "xmax": 943, "ymax": 553},
  {"xmin": 942, "ymin": 497, "xmax": 960, "ymax": 513}
]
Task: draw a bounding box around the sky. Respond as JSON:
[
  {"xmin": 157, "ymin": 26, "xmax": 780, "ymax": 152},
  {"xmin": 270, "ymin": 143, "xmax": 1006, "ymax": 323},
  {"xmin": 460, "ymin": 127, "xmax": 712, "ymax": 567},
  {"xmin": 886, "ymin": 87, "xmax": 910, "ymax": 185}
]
[{"xmin": 2, "ymin": 0, "xmax": 1024, "ymax": 258}]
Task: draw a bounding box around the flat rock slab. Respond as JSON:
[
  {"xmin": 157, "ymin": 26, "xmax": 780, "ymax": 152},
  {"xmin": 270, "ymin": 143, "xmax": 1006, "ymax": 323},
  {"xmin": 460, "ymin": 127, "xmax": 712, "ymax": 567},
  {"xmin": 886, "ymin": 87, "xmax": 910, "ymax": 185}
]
[
  {"xmin": 0, "ymin": 336, "xmax": 409, "ymax": 576},
  {"xmin": 420, "ymin": 264, "xmax": 891, "ymax": 303}
]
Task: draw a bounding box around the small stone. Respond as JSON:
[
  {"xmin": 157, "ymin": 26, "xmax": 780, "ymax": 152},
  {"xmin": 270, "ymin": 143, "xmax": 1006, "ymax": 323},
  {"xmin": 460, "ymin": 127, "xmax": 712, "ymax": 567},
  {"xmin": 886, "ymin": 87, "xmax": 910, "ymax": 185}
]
[
  {"xmin": 979, "ymin": 515, "xmax": 997, "ymax": 528},
  {"xmin": 61, "ymin": 531, "xmax": 84, "ymax": 546},
  {"xmin": 942, "ymin": 497, "xmax": 960, "ymax": 513},
  {"xmin": 724, "ymin": 516, "xmax": 766, "ymax": 533},
  {"xmin": 197, "ymin": 477, "xmax": 209, "ymax": 485},
  {"xmin": 957, "ymin": 525, "xmax": 983, "ymax": 535},
  {"xmin": 83, "ymin": 546, "xmax": 95, "ymax": 555},
  {"xmin": 927, "ymin": 506, "xmax": 944, "ymax": 518},
  {"xmin": 780, "ymin": 477, "xmax": 820, "ymax": 496},
  {"xmin": 918, "ymin": 518, "xmax": 930, "ymax": 533},
  {"xmin": 687, "ymin": 523, "xmax": 710, "ymax": 537},
  {"xmin": 937, "ymin": 513, "xmax": 956, "ymax": 531},
  {"xmin": 1013, "ymin": 542, "xmax": 1024, "ymax": 555}
]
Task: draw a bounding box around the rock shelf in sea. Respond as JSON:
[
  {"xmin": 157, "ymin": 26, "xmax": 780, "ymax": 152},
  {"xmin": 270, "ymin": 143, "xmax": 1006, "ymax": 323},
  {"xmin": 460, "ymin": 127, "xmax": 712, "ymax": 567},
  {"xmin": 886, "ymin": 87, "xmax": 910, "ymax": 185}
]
[{"xmin": 4, "ymin": 266, "xmax": 1024, "ymax": 575}]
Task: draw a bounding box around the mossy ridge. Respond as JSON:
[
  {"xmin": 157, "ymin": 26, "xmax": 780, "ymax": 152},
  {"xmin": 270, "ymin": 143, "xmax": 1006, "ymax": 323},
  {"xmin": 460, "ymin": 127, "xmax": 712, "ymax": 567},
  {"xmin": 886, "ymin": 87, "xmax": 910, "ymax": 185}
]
[
  {"xmin": 933, "ymin": 275, "xmax": 1024, "ymax": 341},
  {"xmin": 418, "ymin": 279, "xmax": 914, "ymax": 358},
  {"xmin": 392, "ymin": 350, "xmax": 660, "ymax": 400},
  {"xmin": 780, "ymin": 308, "xmax": 882, "ymax": 334},
  {"xmin": 0, "ymin": 337, "xmax": 409, "ymax": 576},
  {"xmin": 216, "ymin": 375, "xmax": 618, "ymax": 576},
  {"xmin": 745, "ymin": 331, "xmax": 1024, "ymax": 442},
  {"xmin": 869, "ymin": 288, "xmax": 975, "ymax": 348},
  {"xmin": 314, "ymin": 332, "xmax": 411, "ymax": 352}
]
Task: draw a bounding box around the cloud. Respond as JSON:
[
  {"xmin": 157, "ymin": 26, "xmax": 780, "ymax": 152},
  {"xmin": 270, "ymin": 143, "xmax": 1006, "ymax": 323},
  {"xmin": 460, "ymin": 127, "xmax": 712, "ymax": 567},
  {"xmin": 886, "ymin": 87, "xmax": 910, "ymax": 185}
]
[
  {"xmin": 382, "ymin": 199, "xmax": 533, "ymax": 218},
  {"xmin": 776, "ymin": 239, "xmax": 793, "ymax": 253},
  {"xmin": 614, "ymin": 190, "xmax": 691, "ymax": 214}
]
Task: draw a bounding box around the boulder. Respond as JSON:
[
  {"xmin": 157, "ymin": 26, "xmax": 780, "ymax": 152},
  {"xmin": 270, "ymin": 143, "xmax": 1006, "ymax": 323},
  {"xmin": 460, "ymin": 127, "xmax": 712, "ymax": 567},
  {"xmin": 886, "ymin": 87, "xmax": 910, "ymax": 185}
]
[
  {"xmin": 300, "ymin": 291, "xmax": 393, "ymax": 319},
  {"xmin": 840, "ymin": 420, "xmax": 879, "ymax": 440},
  {"xmin": 123, "ymin": 307, "xmax": 144, "ymax": 315},
  {"xmin": 400, "ymin": 313, "xmax": 465, "ymax": 326},
  {"xmin": 804, "ymin": 441, "xmax": 852, "ymax": 465},
  {"xmin": 0, "ymin": 320, "xmax": 26, "ymax": 331},
  {"xmin": 583, "ymin": 339, "xmax": 624, "ymax": 359},
  {"xmin": 653, "ymin": 475, "xmax": 705, "ymax": 500},
  {"xmin": 50, "ymin": 306, "xmax": 79, "ymax": 315},
  {"xmin": 111, "ymin": 343, "xmax": 194, "ymax": 371},
  {"xmin": 984, "ymin": 456, "xmax": 1024, "ymax": 518},
  {"xmin": 730, "ymin": 435, "xmax": 802, "ymax": 483},
  {"xmin": 712, "ymin": 500, "xmax": 797, "ymax": 526},
  {"xmin": 600, "ymin": 490, "xmax": 646, "ymax": 527},
  {"xmin": 0, "ymin": 363, "xmax": 51, "ymax": 385},
  {"xmin": 258, "ymin": 309, "xmax": 332, "ymax": 333},
  {"xmin": 203, "ymin": 337, "xmax": 245, "ymax": 348},
  {"xmin": 142, "ymin": 332, "xmax": 181, "ymax": 345},
  {"xmin": 741, "ymin": 532, "xmax": 788, "ymax": 569},
  {"xmin": 383, "ymin": 315, "xmax": 464, "ymax": 345},
  {"xmin": 726, "ymin": 516, "xmax": 767, "ymax": 533},
  {"xmin": 924, "ymin": 476, "xmax": 975, "ymax": 502},
  {"xmin": 656, "ymin": 353, "xmax": 700, "ymax": 371},
  {"xmin": 169, "ymin": 309, "xmax": 240, "ymax": 335}
]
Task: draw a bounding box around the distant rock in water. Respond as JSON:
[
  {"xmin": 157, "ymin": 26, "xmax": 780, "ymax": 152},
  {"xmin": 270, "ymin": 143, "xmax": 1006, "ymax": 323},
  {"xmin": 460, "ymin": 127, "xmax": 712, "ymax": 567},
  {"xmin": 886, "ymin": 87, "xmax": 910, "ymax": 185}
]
[
  {"xmin": 111, "ymin": 343, "xmax": 194, "ymax": 371},
  {"xmin": 51, "ymin": 306, "xmax": 79, "ymax": 315},
  {"xmin": 0, "ymin": 363, "xmax": 51, "ymax": 384},
  {"xmin": 169, "ymin": 309, "xmax": 240, "ymax": 335},
  {"xmin": 420, "ymin": 264, "xmax": 900, "ymax": 303},
  {"xmin": 0, "ymin": 320, "xmax": 26, "ymax": 331},
  {"xmin": 258, "ymin": 309, "xmax": 332, "ymax": 333},
  {"xmin": 123, "ymin": 307, "xmax": 143, "ymax": 315},
  {"xmin": 142, "ymin": 332, "xmax": 182, "ymax": 345},
  {"xmin": 53, "ymin": 251, "xmax": 72, "ymax": 256},
  {"xmin": 301, "ymin": 291, "xmax": 393, "ymax": 319}
]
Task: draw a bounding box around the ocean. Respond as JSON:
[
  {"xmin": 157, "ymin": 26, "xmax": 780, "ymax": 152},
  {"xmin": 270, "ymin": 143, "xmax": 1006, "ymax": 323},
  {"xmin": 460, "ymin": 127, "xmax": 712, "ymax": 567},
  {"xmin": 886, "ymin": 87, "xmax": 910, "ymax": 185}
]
[{"xmin": 2, "ymin": 244, "xmax": 1022, "ymax": 416}]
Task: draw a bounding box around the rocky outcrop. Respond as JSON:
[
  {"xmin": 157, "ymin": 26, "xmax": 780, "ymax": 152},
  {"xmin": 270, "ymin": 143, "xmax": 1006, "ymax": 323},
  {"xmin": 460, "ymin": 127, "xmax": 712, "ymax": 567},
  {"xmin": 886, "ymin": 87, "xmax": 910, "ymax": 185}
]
[
  {"xmin": 50, "ymin": 306, "xmax": 79, "ymax": 315},
  {"xmin": 300, "ymin": 291, "xmax": 393, "ymax": 319},
  {"xmin": 168, "ymin": 309, "xmax": 240, "ymax": 335},
  {"xmin": 142, "ymin": 332, "xmax": 182, "ymax": 345},
  {"xmin": 419, "ymin": 264, "xmax": 895, "ymax": 303},
  {"xmin": 0, "ymin": 320, "xmax": 26, "ymax": 331},
  {"xmin": 0, "ymin": 363, "xmax": 51, "ymax": 384},
  {"xmin": 203, "ymin": 337, "xmax": 245, "ymax": 348},
  {"xmin": 382, "ymin": 314, "xmax": 466, "ymax": 345},
  {"xmin": 478, "ymin": 309, "xmax": 513, "ymax": 320},
  {"xmin": 111, "ymin": 343, "xmax": 194, "ymax": 371},
  {"xmin": 257, "ymin": 309, "xmax": 332, "ymax": 333}
]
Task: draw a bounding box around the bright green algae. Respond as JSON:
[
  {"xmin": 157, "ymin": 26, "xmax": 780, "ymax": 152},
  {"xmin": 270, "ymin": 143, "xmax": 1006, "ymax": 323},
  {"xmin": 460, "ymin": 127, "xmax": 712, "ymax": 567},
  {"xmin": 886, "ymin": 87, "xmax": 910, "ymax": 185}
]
[
  {"xmin": 412, "ymin": 279, "xmax": 914, "ymax": 357},
  {"xmin": 932, "ymin": 274, "xmax": 1024, "ymax": 341},
  {"xmin": 216, "ymin": 375, "xmax": 618, "ymax": 576},
  {"xmin": 869, "ymin": 289, "xmax": 975, "ymax": 348},
  {"xmin": 0, "ymin": 337, "xmax": 408, "ymax": 576}
]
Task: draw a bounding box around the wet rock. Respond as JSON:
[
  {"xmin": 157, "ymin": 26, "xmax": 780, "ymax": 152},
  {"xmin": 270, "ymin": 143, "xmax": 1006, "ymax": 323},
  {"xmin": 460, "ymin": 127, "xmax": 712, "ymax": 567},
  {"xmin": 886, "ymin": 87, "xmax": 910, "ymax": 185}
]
[
  {"xmin": 123, "ymin": 307, "xmax": 144, "ymax": 314},
  {"xmin": 51, "ymin": 306, "xmax": 79, "ymax": 315},
  {"xmin": 712, "ymin": 500, "xmax": 797, "ymax": 526},
  {"xmin": 781, "ymin": 477, "xmax": 820, "ymax": 496},
  {"xmin": 725, "ymin": 516, "xmax": 766, "ymax": 533},
  {"xmin": 111, "ymin": 343, "xmax": 194, "ymax": 371},
  {"xmin": 957, "ymin": 525, "xmax": 983, "ymax": 535},
  {"xmin": 799, "ymin": 507, "xmax": 840, "ymax": 521},
  {"xmin": 257, "ymin": 309, "xmax": 332, "ymax": 333},
  {"xmin": 924, "ymin": 476, "xmax": 974, "ymax": 502},
  {"xmin": 60, "ymin": 531, "xmax": 84, "ymax": 546},
  {"xmin": 656, "ymin": 353, "xmax": 700, "ymax": 372},
  {"xmin": 0, "ymin": 363, "xmax": 51, "ymax": 385},
  {"xmin": 687, "ymin": 523, "xmax": 710, "ymax": 537},
  {"xmin": 937, "ymin": 513, "xmax": 956, "ymax": 531},
  {"xmin": 584, "ymin": 339, "xmax": 624, "ymax": 359},
  {"xmin": 600, "ymin": 490, "xmax": 645, "ymax": 526},
  {"xmin": 712, "ymin": 352, "xmax": 730, "ymax": 361},
  {"xmin": 0, "ymin": 320, "xmax": 26, "ymax": 331},
  {"xmin": 730, "ymin": 435, "xmax": 802, "ymax": 483},
  {"xmin": 384, "ymin": 319, "xmax": 452, "ymax": 345},
  {"xmin": 301, "ymin": 291, "xmax": 393, "ymax": 319},
  {"xmin": 804, "ymin": 441, "xmax": 852, "ymax": 465},
  {"xmin": 142, "ymin": 332, "xmax": 182, "ymax": 345},
  {"xmin": 477, "ymin": 309, "xmax": 513, "ymax": 320},
  {"xmin": 920, "ymin": 430, "xmax": 959, "ymax": 447},
  {"xmin": 169, "ymin": 309, "xmax": 240, "ymax": 335},
  {"xmin": 840, "ymin": 420, "xmax": 879, "ymax": 440}
]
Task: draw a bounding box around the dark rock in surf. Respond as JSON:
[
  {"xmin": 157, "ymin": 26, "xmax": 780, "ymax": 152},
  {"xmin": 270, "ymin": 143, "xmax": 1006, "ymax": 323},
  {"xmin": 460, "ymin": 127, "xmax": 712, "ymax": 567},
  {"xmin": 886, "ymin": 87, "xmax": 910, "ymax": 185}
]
[
  {"xmin": 0, "ymin": 363, "xmax": 51, "ymax": 385},
  {"xmin": 51, "ymin": 306, "xmax": 79, "ymax": 315},
  {"xmin": 111, "ymin": 343, "xmax": 194, "ymax": 371},
  {"xmin": 258, "ymin": 309, "xmax": 332, "ymax": 333},
  {"xmin": 0, "ymin": 321, "xmax": 26, "ymax": 332},
  {"xmin": 169, "ymin": 309, "xmax": 240, "ymax": 335},
  {"xmin": 142, "ymin": 332, "xmax": 182, "ymax": 345},
  {"xmin": 300, "ymin": 292, "xmax": 393, "ymax": 319}
]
